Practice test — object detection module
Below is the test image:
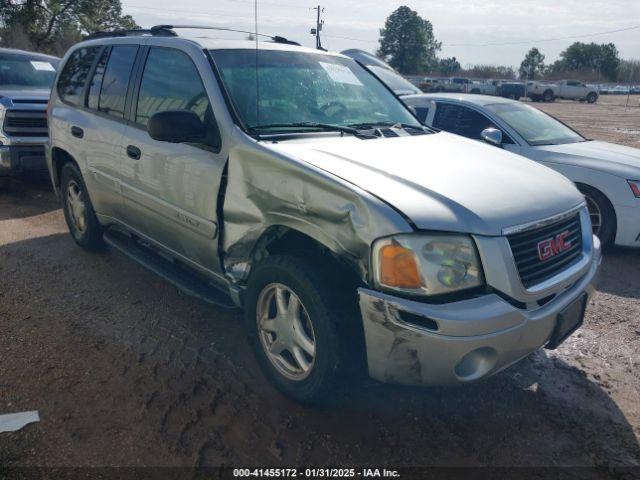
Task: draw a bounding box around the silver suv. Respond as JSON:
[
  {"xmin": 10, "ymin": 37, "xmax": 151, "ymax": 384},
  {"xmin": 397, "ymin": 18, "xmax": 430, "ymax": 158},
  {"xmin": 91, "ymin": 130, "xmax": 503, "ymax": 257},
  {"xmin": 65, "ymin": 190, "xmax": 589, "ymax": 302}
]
[{"xmin": 47, "ymin": 27, "xmax": 601, "ymax": 402}]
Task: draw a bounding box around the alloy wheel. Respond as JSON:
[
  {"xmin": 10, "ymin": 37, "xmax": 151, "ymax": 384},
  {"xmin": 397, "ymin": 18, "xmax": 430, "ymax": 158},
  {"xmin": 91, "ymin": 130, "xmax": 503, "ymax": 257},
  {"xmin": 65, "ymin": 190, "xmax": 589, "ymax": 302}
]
[
  {"xmin": 585, "ymin": 195, "xmax": 602, "ymax": 236},
  {"xmin": 256, "ymin": 283, "xmax": 316, "ymax": 381},
  {"xmin": 66, "ymin": 179, "xmax": 87, "ymax": 234}
]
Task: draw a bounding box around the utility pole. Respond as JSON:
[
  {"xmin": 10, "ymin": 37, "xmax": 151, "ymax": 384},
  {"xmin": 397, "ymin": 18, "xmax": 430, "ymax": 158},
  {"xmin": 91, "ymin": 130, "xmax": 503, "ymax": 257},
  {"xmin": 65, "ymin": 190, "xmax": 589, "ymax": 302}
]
[{"xmin": 311, "ymin": 5, "xmax": 324, "ymax": 50}]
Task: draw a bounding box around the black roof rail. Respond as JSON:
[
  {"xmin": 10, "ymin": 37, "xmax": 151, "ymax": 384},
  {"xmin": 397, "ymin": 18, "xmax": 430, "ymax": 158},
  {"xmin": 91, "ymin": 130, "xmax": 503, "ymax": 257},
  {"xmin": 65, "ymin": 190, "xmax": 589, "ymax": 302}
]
[
  {"xmin": 150, "ymin": 25, "xmax": 300, "ymax": 46},
  {"xmin": 85, "ymin": 28, "xmax": 177, "ymax": 40}
]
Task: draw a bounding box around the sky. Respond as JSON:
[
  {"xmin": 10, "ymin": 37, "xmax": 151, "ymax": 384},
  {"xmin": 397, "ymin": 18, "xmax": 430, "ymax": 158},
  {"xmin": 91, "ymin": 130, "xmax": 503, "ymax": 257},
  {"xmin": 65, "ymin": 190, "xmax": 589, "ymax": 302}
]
[{"xmin": 121, "ymin": 0, "xmax": 640, "ymax": 68}]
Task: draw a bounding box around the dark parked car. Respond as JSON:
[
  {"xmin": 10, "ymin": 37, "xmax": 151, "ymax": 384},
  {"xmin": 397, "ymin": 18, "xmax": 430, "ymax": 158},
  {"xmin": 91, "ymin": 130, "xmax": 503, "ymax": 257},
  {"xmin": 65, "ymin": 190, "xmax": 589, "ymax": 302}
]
[{"xmin": 497, "ymin": 82, "xmax": 525, "ymax": 100}]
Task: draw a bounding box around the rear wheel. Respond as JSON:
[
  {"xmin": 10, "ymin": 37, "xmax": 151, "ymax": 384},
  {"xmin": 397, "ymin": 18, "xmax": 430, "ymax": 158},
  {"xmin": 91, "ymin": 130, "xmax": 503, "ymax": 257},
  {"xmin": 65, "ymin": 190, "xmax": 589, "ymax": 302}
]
[
  {"xmin": 577, "ymin": 184, "xmax": 616, "ymax": 248},
  {"xmin": 245, "ymin": 255, "xmax": 352, "ymax": 403},
  {"xmin": 60, "ymin": 163, "xmax": 104, "ymax": 251}
]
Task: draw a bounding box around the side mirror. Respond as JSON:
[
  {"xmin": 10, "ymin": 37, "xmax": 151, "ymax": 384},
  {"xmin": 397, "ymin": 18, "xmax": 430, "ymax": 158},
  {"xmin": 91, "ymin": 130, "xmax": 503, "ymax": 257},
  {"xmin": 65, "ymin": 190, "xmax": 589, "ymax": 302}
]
[
  {"xmin": 148, "ymin": 110, "xmax": 205, "ymax": 144},
  {"xmin": 481, "ymin": 127, "xmax": 503, "ymax": 147}
]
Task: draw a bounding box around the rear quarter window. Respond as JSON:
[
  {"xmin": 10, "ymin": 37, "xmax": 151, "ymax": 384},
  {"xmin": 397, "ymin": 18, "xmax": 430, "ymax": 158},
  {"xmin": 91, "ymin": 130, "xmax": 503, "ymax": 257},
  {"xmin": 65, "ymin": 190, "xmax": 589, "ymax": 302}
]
[{"xmin": 57, "ymin": 47, "xmax": 100, "ymax": 105}]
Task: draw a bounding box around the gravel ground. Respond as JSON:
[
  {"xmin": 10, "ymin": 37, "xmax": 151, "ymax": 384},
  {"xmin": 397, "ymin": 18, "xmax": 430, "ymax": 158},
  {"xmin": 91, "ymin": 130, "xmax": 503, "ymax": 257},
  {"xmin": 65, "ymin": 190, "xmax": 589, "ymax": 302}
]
[{"xmin": 0, "ymin": 97, "xmax": 639, "ymax": 473}]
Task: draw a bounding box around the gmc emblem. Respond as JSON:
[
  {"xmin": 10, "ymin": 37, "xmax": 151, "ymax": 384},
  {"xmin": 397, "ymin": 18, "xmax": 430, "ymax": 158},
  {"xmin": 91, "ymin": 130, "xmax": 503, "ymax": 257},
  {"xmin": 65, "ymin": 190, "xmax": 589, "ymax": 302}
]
[{"xmin": 537, "ymin": 231, "xmax": 572, "ymax": 261}]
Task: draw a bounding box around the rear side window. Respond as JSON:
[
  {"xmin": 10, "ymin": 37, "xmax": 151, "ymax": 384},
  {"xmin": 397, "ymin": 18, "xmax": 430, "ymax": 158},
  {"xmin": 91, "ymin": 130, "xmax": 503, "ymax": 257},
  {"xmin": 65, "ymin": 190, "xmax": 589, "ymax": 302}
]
[
  {"xmin": 135, "ymin": 48, "xmax": 210, "ymax": 127},
  {"xmin": 87, "ymin": 49, "xmax": 109, "ymax": 110},
  {"xmin": 97, "ymin": 46, "xmax": 138, "ymax": 118},
  {"xmin": 57, "ymin": 47, "xmax": 100, "ymax": 105}
]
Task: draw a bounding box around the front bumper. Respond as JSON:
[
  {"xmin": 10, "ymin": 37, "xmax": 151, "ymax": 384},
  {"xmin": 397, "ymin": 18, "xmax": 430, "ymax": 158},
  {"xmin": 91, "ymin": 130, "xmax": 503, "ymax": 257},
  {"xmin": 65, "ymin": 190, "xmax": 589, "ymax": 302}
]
[
  {"xmin": 0, "ymin": 144, "xmax": 47, "ymax": 176},
  {"xmin": 358, "ymin": 240, "xmax": 602, "ymax": 386},
  {"xmin": 615, "ymin": 204, "xmax": 640, "ymax": 247}
]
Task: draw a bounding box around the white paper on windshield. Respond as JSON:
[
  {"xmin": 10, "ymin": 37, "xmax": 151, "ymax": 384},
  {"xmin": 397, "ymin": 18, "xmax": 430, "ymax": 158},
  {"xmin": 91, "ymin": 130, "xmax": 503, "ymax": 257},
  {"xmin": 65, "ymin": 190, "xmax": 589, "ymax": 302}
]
[
  {"xmin": 30, "ymin": 61, "xmax": 55, "ymax": 72},
  {"xmin": 319, "ymin": 62, "xmax": 362, "ymax": 86}
]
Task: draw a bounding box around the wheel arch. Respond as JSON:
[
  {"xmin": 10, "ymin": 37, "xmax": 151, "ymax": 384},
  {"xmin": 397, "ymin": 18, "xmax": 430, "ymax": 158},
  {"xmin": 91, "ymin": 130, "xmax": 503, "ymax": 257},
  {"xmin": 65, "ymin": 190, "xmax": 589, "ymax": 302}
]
[
  {"xmin": 575, "ymin": 181, "xmax": 618, "ymax": 242},
  {"xmin": 51, "ymin": 147, "xmax": 80, "ymax": 195},
  {"xmin": 240, "ymin": 225, "xmax": 366, "ymax": 293}
]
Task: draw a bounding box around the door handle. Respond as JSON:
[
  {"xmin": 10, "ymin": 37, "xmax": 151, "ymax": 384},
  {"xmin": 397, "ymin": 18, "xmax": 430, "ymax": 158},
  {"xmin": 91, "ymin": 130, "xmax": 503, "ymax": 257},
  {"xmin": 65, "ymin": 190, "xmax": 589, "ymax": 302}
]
[
  {"xmin": 126, "ymin": 145, "xmax": 141, "ymax": 160},
  {"xmin": 70, "ymin": 126, "xmax": 84, "ymax": 139}
]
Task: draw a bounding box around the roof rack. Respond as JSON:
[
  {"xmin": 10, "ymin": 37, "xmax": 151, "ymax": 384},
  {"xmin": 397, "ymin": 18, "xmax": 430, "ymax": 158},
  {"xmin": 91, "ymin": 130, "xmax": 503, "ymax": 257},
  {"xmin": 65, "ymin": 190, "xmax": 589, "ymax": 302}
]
[
  {"xmin": 85, "ymin": 25, "xmax": 300, "ymax": 46},
  {"xmin": 151, "ymin": 25, "xmax": 300, "ymax": 45},
  {"xmin": 85, "ymin": 28, "xmax": 177, "ymax": 40}
]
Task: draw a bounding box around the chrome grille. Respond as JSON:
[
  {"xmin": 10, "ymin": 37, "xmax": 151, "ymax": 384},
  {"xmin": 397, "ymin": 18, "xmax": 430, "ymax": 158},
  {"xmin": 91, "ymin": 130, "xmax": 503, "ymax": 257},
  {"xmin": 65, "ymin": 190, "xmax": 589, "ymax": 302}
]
[
  {"xmin": 508, "ymin": 213, "xmax": 583, "ymax": 289},
  {"xmin": 3, "ymin": 110, "xmax": 48, "ymax": 137}
]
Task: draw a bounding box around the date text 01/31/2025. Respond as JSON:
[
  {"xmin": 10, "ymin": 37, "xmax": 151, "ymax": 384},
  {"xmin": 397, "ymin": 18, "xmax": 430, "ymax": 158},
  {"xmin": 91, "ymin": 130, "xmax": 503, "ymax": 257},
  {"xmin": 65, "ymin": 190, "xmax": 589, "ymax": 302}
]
[{"xmin": 232, "ymin": 468, "xmax": 401, "ymax": 478}]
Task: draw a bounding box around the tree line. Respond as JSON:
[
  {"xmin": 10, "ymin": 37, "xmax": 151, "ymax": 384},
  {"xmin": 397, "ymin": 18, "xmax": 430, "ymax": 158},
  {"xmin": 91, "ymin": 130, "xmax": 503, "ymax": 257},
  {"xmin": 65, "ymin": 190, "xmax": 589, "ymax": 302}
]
[
  {"xmin": 377, "ymin": 5, "xmax": 639, "ymax": 83},
  {"xmin": 0, "ymin": 0, "xmax": 138, "ymax": 56}
]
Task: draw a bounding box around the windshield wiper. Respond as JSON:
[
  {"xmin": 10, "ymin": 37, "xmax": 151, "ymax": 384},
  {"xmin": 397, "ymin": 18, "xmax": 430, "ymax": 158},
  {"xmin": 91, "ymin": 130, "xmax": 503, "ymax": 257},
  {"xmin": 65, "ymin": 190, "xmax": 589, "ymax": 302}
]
[
  {"xmin": 250, "ymin": 122, "xmax": 363, "ymax": 136},
  {"xmin": 348, "ymin": 121, "xmax": 431, "ymax": 132}
]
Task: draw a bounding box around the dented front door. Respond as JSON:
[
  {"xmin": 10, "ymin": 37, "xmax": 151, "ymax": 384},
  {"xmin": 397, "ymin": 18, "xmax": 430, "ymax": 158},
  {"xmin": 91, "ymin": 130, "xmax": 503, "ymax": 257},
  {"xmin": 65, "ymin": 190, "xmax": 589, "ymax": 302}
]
[{"xmin": 119, "ymin": 46, "xmax": 225, "ymax": 273}]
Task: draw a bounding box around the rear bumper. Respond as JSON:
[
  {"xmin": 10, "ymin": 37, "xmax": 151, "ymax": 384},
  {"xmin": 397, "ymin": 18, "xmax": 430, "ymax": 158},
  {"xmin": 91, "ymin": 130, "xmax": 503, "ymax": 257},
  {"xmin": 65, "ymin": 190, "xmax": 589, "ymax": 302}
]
[
  {"xmin": 0, "ymin": 144, "xmax": 47, "ymax": 176},
  {"xmin": 615, "ymin": 204, "xmax": 640, "ymax": 247},
  {"xmin": 358, "ymin": 240, "xmax": 601, "ymax": 386}
]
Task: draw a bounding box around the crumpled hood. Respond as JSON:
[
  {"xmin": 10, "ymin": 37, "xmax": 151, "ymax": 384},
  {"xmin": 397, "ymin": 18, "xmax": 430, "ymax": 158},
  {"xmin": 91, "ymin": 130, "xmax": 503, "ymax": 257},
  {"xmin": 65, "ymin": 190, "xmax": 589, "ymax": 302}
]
[
  {"xmin": 531, "ymin": 140, "xmax": 640, "ymax": 177},
  {"xmin": 268, "ymin": 132, "xmax": 583, "ymax": 236}
]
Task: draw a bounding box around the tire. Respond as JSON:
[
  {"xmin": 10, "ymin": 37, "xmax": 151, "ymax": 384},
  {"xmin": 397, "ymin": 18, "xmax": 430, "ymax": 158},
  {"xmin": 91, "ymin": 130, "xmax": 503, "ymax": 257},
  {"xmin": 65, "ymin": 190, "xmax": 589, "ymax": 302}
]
[
  {"xmin": 60, "ymin": 162, "xmax": 104, "ymax": 251},
  {"xmin": 244, "ymin": 254, "xmax": 355, "ymax": 403},
  {"xmin": 587, "ymin": 92, "xmax": 598, "ymax": 104},
  {"xmin": 577, "ymin": 184, "xmax": 616, "ymax": 248},
  {"xmin": 543, "ymin": 90, "xmax": 555, "ymax": 102}
]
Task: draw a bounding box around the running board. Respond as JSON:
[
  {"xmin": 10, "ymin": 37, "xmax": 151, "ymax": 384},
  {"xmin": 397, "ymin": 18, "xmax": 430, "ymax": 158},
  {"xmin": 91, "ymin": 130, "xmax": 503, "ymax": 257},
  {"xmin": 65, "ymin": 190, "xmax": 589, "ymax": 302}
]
[{"xmin": 103, "ymin": 230, "xmax": 236, "ymax": 309}]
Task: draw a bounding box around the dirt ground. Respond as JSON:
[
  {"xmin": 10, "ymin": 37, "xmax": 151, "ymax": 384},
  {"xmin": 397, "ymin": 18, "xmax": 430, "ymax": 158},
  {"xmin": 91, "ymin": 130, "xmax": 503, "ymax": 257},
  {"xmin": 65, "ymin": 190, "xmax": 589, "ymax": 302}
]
[
  {"xmin": 534, "ymin": 94, "xmax": 640, "ymax": 147},
  {"xmin": 0, "ymin": 96, "xmax": 639, "ymax": 474}
]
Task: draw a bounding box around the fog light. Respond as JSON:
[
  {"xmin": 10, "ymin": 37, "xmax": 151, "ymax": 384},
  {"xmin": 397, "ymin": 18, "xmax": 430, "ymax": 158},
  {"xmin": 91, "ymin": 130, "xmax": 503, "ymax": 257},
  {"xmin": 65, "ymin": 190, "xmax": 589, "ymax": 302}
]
[{"xmin": 454, "ymin": 347, "xmax": 498, "ymax": 381}]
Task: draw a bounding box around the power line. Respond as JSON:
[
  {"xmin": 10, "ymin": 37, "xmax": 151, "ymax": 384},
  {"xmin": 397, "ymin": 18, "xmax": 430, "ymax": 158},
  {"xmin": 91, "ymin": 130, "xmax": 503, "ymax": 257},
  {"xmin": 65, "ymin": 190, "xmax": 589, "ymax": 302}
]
[
  {"xmin": 324, "ymin": 24, "xmax": 640, "ymax": 48},
  {"xmin": 127, "ymin": 4, "xmax": 255, "ymax": 20},
  {"xmin": 126, "ymin": 0, "xmax": 310, "ymax": 15},
  {"xmin": 126, "ymin": 4, "xmax": 311, "ymax": 23},
  {"xmin": 446, "ymin": 24, "xmax": 640, "ymax": 47}
]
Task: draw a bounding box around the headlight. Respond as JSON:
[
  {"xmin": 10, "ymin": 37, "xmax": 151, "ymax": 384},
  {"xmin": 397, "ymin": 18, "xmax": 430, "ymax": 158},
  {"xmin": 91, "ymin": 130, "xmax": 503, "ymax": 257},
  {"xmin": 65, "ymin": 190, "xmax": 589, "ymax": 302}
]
[
  {"xmin": 628, "ymin": 180, "xmax": 640, "ymax": 198},
  {"xmin": 372, "ymin": 234, "xmax": 484, "ymax": 296}
]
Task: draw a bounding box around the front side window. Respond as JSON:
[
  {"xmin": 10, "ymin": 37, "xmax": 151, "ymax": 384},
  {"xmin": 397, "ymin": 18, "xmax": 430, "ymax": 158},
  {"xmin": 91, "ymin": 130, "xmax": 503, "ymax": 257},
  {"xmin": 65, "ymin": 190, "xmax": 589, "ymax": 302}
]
[
  {"xmin": 0, "ymin": 54, "xmax": 59, "ymax": 90},
  {"xmin": 98, "ymin": 46, "xmax": 138, "ymax": 118},
  {"xmin": 209, "ymin": 49, "xmax": 420, "ymax": 132},
  {"xmin": 433, "ymin": 104, "xmax": 496, "ymax": 140},
  {"xmin": 414, "ymin": 106, "xmax": 429, "ymax": 123},
  {"xmin": 136, "ymin": 48, "xmax": 211, "ymax": 127},
  {"xmin": 485, "ymin": 102, "xmax": 584, "ymax": 146},
  {"xmin": 57, "ymin": 47, "xmax": 99, "ymax": 105}
]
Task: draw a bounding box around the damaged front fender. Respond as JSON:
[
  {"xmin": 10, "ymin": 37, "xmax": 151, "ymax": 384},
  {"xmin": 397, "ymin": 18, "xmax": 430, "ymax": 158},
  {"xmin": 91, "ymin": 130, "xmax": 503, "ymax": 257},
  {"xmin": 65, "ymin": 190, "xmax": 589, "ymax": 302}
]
[{"xmin": 221, "ymin": 141, "xmax": 412, "ymax": 285}]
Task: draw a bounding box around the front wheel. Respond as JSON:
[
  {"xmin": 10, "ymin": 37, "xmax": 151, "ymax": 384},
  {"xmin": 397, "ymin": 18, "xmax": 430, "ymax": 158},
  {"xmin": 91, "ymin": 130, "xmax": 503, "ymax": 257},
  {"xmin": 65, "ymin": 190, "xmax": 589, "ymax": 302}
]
[
  {"xmin": 587, "ymin": 92, "xmax": 598, "ymax": 104},
  {"xmin": 245, "ymin": 255, "xmax": 350, "ymax": 403},
  {"xmin": 543, "ymin": 90, "xmax": 555, "ymax": 102},
  {"xmin": 577, "ymin": 184, "xmax": 616, "ymax": 248}
]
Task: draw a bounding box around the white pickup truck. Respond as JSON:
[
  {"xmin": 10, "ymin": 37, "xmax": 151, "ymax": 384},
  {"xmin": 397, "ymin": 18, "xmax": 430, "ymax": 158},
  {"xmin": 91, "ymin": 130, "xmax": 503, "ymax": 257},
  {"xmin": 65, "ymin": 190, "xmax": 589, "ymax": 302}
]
[{"xmin": 527, "ymin": 80, "xmax": 599, "ymax": 103}]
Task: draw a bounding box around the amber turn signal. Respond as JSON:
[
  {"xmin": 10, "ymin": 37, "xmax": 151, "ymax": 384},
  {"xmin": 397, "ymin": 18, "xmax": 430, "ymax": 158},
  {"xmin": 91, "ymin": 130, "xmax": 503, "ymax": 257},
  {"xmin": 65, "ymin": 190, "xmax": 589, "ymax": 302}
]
[{"xmin": 378, "ymin": 244, "xmax": 421, "ymax": 289}]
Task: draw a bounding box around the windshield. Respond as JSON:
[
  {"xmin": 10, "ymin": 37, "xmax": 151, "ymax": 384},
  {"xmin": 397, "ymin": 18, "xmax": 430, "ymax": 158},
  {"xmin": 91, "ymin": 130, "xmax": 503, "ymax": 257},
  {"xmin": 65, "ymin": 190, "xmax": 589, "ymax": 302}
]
[
  {"xmin": 209, "ymin": 49, "xmax": 420, "ymax": 132},
  {"xmin": 0, "ymin": 53, "xmax": 59, "ymax": 90},
  {"xmin": 366, "ymin": 66, "xmax": 420, "ymax": 95},
  {"xmin": 485, "ymin": 102, "xmax": 585, "ymax": 146}
]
